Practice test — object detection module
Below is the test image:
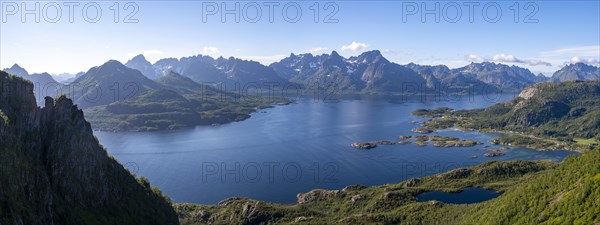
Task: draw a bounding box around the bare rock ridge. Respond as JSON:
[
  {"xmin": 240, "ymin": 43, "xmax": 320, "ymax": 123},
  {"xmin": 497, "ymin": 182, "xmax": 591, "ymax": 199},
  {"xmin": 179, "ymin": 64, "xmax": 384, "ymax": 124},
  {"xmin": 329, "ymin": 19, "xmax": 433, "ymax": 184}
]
[{"xmin": 0, "ymin": 71, "xmax": 179, "ymax": 225}]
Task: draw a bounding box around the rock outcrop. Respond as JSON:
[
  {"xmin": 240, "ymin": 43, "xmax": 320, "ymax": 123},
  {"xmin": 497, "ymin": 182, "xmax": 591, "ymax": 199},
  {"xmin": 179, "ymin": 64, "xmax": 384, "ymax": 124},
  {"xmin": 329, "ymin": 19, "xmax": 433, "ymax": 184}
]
[{"xmin": 0, "ymin": 71, "xmax": 178, "ymax": 225}]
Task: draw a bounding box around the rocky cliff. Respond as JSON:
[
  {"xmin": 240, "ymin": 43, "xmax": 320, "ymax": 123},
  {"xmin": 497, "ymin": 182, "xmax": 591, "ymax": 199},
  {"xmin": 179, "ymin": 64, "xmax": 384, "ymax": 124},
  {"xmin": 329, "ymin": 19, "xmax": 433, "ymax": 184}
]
[{"xmin": 0, "ymin": 71, "xmax": 179, "ymax": 225}]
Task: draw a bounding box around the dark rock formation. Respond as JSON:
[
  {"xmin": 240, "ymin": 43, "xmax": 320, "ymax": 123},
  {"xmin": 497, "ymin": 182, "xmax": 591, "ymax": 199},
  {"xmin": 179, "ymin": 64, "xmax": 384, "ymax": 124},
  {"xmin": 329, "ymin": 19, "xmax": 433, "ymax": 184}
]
[{"xmin": 0, "ymin": 72, "xmax": 178, "ymax": 225}]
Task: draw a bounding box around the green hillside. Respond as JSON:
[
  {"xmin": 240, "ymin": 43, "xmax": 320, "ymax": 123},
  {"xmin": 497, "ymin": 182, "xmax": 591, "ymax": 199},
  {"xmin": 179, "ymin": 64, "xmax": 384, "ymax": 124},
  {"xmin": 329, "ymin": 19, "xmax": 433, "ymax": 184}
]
[
  {"xmin": 175, "ymin": 147, "xmax": 599, "ymax": 225},
  {"xmin": 414, "ymin": 81, "xmax": 600, "ymax": 151}
]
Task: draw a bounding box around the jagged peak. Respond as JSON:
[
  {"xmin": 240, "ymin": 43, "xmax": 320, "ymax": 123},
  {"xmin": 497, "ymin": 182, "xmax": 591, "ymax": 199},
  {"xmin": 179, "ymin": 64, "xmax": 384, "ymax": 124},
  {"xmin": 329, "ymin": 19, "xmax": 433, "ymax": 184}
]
[
  {"xmin": 567, "ymin": 62, "xmax": 598, "ymax": 70},
  {"xmin": 360, "ymin": 50, "xmax": 382, "ymax": 57},
  {"xmin": 4, "ymin": 63, "xmax": 29, "ymax": 76},
  {"xmin": 357, "ymin": 50, "xmax": 386, "ymax": 64},
  {"xmin": 10, "ymin": 63, "xmax": 24, "ymax": 69},
  {"xmin": 330, "ymin": 50, "xmax": 342, "ymax": 58},
  {"xmin": 130, "ymin": 54, "xmax": 147, "ymax": 62}
]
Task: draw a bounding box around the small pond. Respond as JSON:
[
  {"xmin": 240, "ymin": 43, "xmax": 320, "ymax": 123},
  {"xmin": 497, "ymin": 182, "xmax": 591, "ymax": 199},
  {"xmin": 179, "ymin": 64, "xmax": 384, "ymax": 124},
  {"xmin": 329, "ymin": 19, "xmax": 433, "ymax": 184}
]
[{"xmin": 416, "ymin": 188, "xmax": 501, "ymax": 204}]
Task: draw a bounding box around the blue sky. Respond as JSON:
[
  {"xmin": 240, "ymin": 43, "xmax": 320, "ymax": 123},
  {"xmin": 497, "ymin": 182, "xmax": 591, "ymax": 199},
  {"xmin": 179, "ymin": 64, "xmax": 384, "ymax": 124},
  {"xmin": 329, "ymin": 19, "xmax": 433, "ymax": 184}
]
[{"xmin": 1, "ymin": 0, "xmax": 599, "ymax": 76}]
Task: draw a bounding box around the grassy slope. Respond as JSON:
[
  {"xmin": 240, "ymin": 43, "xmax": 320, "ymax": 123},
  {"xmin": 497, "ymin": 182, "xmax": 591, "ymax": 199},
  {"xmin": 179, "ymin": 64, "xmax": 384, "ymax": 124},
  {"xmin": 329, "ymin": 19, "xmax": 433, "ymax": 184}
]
[
  {"xmin": 463, "ymin": 148, "xmax": 600, "ymax": 225},
  {"xmin": 175, "ymin": 148, "xmax": 600, "ymax": 225},
  {"xmin": 174, "ymin": 160, "xmax": 559, "ymax": 225},
  {"xmin": 414, "ymin": 81, "xmax": 600, "ymax": 152}
]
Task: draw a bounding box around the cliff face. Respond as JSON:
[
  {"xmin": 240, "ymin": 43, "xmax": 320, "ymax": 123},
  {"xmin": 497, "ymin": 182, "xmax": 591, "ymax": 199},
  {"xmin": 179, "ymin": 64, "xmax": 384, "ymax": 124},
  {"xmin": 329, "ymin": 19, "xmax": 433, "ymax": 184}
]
[{"xmin": 0, "ymin": 71, "xmax": 179, "ymax": 225}]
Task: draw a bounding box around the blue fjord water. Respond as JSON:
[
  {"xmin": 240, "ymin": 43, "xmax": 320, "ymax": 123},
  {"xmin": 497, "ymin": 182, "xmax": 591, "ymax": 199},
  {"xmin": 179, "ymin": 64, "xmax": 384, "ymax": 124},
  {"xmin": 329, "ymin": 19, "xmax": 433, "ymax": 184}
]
[{"xmin": 94, "ymin": 95, "xmax": 577, "ymax": 204}]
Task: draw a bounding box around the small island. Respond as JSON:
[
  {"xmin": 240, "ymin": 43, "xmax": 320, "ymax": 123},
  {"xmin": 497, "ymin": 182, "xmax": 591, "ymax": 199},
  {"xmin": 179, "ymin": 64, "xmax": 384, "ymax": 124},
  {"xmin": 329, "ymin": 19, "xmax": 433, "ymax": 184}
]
[
  {"xmin": 351, "ymin": 142, "xmax": 378, "ymax": 149},
  {"xmin": 351, "ymin": 135, "xmax": 482, "ymax": 149}
]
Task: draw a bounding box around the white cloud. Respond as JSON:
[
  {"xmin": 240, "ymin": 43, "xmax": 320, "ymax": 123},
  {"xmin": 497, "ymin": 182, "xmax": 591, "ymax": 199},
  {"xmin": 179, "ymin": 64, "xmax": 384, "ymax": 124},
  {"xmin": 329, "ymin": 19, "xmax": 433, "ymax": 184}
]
[
  {"xmin": 465, "ymin": 54, "xmax": 484, "ymax": 62},
  {"xmin": 492, "ymin": 54, "xmax": 552, "ymax": 66},
  {"xmin": 309, "ymin": 47, "xmax": 328, "ymax": 54},
  {"xmin": 532, "ymin": 45, "xmax": 600, "ymax": 69},
  {"xmin": 523, "ymin": 59, "xmax": 553, "ymax": 67},
  {"xmin": 202, "ymin": 46, "xmax": 220, "ymax": 56},
  {"xmin": 568, "ymin": 57, "xmax": 599, "ymax": 66},
  {"xmin": 492, "ymin": 54, "xmax": 519, "ymax": 62},
  {"xmin": 466, "ymin": 53, "xmax": 552, "ymax": 66},
  {"xmin": 341, "ymin": 41, "xmax": 368, "ymax": 52}
]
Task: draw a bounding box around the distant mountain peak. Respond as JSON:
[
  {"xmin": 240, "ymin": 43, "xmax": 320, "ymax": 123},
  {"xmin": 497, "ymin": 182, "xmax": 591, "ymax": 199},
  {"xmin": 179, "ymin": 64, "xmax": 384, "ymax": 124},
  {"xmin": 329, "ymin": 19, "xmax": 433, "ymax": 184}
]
[
  {"xmin": 570, "ymin": 62, "xmax": 597, "ymax": 70},
  {"xmin": 330, "ymin": 50, "xmax": 341, "ymax": 58},
  {"xmin": 361, "ymin": 50, "xmax": 382, "ymax": 56},
  {"xmin": 3, "ymin": 63, "xmax": 29, "ymax": 76},
  {"xmin": 10, "ymin": 63, "xmax": 24, "ymax": 69},
  {"xmin": 130, "ymin": 54, "xmax": 147, "ymax": 61},
  {"xmin": 563, "ymin": 62, "xmax": 598, "ymax": 72},
  {"xmin": 125, "ymin": 55, "xmax": 162, "ymax": 79},
  {"xmin": 551, "ymin": 62, "xmax": 600, "ymax": 82},
  {"xmin": 357, "ymin": 50, "xmax": 386, "ymax": 64},
  {"xmin": 103, "ymin": 59, "xmax": 125, "ymax": 68}
]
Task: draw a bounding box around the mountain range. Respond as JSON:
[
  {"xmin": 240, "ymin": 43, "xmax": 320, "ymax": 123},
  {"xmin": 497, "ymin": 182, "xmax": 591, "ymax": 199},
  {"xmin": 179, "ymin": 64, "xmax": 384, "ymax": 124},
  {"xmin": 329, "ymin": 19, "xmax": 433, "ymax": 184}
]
[
  {"xmin": 5, "ymin": 51, "xmax": 600, "ymax": 98},
  {"xmin": 3, "ymin": 60, "xmax": 292, "ymax": 131},
  {"xmin": 141, "ymin": 54, "xmax": 289, "ymax": 90},
  {"xmin": 3, "ymin": 52, "xmax": 598, "ymax": 124},
  {"xmin": 143, "ymin": 51, "xmax": 597, "ymax": 94},
  {"xmin": 83, "ymin": 71, "xmax": 290, "ymax": 131}
]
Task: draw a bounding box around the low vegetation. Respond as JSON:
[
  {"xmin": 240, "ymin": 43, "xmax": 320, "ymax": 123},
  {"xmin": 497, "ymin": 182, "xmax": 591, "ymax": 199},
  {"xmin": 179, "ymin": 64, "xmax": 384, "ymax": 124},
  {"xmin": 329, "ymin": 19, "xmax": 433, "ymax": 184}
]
[
  {"xmin": 172, "ymin": 150, "xmax": 600, "ymax": 225},
  {"xmin": 413, "ymin": 81, "xmax": 600, "ymax": 152}
]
